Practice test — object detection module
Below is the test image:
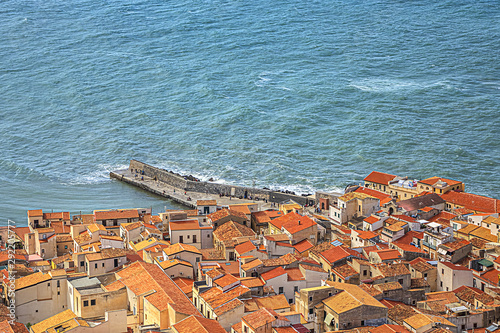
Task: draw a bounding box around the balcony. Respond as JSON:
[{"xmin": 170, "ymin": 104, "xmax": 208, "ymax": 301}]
[{"xmin": 422, "ymin": 241, "xmax": 436, "ymax": 250}]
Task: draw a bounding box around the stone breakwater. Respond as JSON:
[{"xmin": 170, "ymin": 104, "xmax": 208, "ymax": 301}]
[{"xmin": 110, "ymin": 160, "xmax": 314, "ymax": 206}]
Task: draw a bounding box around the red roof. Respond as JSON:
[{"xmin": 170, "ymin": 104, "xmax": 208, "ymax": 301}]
[
  {"xmin": 169, "ymin": 220, "xmax": 202, "ymax": 231},
  {"xmin": 94, "ymin": 209, "xmax": 139, "ymax": 220},
  {"xmin": 392, "ymin": 215, "xmax": 416, "ymax": 223},
  {"xmin": 364, "ymin": 216, "xmax": 380, "ymax": 224},
  {"xmin": 364, "ymin": 171, "xmax": 396, "ymax": 185},
  {"xmin": 43, "ymin": 212, "xmax": 70, "ymax": 220},
  {"xmin": 393, "ymin": 243, "xmax": 426, "ymax": 254},
  {"xmin": 440, "ymin": 261, "xmax": 470, "ymax": 271},
  {"xmin": 260, "ymin": 267, "xmax": 286, "ymax": 281},
  {"xmin": 269, "ymin": 212, "xmax": 316, "ymax": 234},
  {"xmin": 293, "ymin": 239, "xmax": 314, "ymax": 253},
  {"xmin": 419, "ymin": 177, "xmax": 462, "ymax": 187},
  {"xmin": 354, "ymin": 187, "xmax": 392, "ymax": 200},
  {"xmin": 27, "ymin": 209, "xmax": 43, "ymax": 217},
  {"xmin": 373, "ymin": 249, "xmax": 402, "ymax": 260},
  {"xmin": 428, "ymin": 211, "xmax": 457, "ymax": 223},
  {"xmin": 235, "ymin": 241, "xmax": 256, "ymax": 255},
  {"xmin": 320, "ymin": 246, "xmax": 363, "ymax": 264},
  {"xmin": 355, "ymin": 230, "xmax": 378, "ymax": 240},
  {"xmin": 441, "ymin": 191, "xmax": 500, "ymax": 214}
]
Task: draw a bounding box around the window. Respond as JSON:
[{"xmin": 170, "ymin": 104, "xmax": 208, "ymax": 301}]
[
  {"xmin": 84, "ymin": 300, "xmax": 89, "ymax": 307},
  {"xmin": 398, "ymin": 278, "xmax": 403, "ymax": 285},
  {"xmin": 309, "ymin": 309, "xmax": 313, "ymax": 314},
  {"xmin": 309, "ymin": 296, "xmax": 312, "ymax": 302},
  {"xmin": 102, "ymin": 263, "xmax": 105, "ymax": 267},
  {"xmin": 440, "ymin": 281, "xmax": 443, "ymax": 287},
  {"xmin": 65, "ymin": 245, "xmax": 68, "ymax": 249},
  {"xmin": 179, "ymin": 236, "xmax": 184, "ymax": 243},
  {"xmin": 361, "ymin": 320, "xmax": 365, "ymax": 326},
  {"xmin": 58, "ymin": 291, "xmax": 60, "ymax": 295},
  {"xmin": 193, "ymin": 235, "xmax": 197, "ymax": 243},
  {"xmin": 279, "ymin": 287, "xmax": 284, "ymax": 294},
  {"xmin": 289, "ymin": 299, "xmax": 293, "ymax": 303},
  {"xmin": 442, "ymin": 269, "xmax": 444, "ymax": 274},
  {"xmin": 95, "ymin": 263, "xmax": 97, "ymax": 269},
  {"xmin": 48, "ymin": 283, "xmax": 50, "ymax": 287},
  {"xmin": 114, "ymin": 258, "xmax": 119, "ymax": 267},
  {"xmin": 187, "ymin": 235, "xmax": 190, "ymax": 239},
  {"xmin": 57, "ymin": 280, "xmax": 60, "ymax": 287},
  {"xmin": 294, "ymin": 286, "xmax": 299, "ymax": 293},
  {"xmin": 91, "ymin": 299, "xmax": 96, "ymax": 306},
  {"xmin": 80, "ymin": 261, "xmax": 84, "ymax": 267}
]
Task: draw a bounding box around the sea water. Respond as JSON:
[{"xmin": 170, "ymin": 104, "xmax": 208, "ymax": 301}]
[{"xmin": 1, "ymin": 0, "xmax": 499, "ymax": 224}]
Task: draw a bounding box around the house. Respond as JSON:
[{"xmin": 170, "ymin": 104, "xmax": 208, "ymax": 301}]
[
  {"xmin": 251, "ymin": 210, "xmax": 284, "ymax": 233},
  {"xmin": 120, "ymin": 222, "xmax": 144, "ymax": 247},
  {"xmin": 409, "ymin": 257, "xmax": 437, "ymax": 292},
  {"xmin": 268, "ymin": 212, "xmax": 318, "ymax": 245},
  {"xmin": 12, "ymin": 269, "xmax": 68, "ymax": 325},
  {"xmin": 403, "ymin": 313, "xmax": 456, "ymax": 333},
  {"xmin": 321, "ymin": 281, "xmax": 388, "ymax": 332},
  {"xmin": 380, "ymin": 219, "xmax": 408, "ymax": 243},
  {"xmin": 437, "ymin": 261, "xmax": 473, "ymax": 292},
  {"xmin": 417, "ymin": 177, "xmax": 465, "ymax": 195},
  {"xmin": 208, "ymin": 208, "xmax": 250, "ymax": 229},
  {"xmin": 331, "ymin": 264, "xmax": 360, "ymax": 284},
  {"xmin": 363, "ymin": 215, "xmax": 384, "ymax": 232},
  {"xmin": 162, "ymin": 243, "xmax": 202, "ymax": 278},
  {"xmin": 396, "ymin": 193, "xmax": 446, "ymax": 216},
  {"xmin": 197, "ymin": 200, "xmax": 218, "ymax": 215},
  {"xmin": 437, "ymin": 239, "xmax": 472, "ymax": 263},
  {"xmin": 172, "ymin": 315, "xmax": 226, "ymax": 333},
  {"xmin": 169, "ymin": 219, "xmax": 213, "ymax": 249},
  {"xmin": 481, "ymin": 215, "xmax": 500, "ymax": 236},
  {"xmin": 239, "ymin": 308, "xmax": 290, "ymax": 333},
  {"xmin": 422, "ymin": 222, "xmax": 453, "ymax": 260},
  {"xmin": 213, "ymin": 221, "xmax": 256, "ymax": 261},
  {"xmin": 351, "ymin": 230, "xmax": 379, "ymax": 248},
  {"xmin": 29, "ymin": 309, "xmax": 127, "ymax": 333},
  {"xmin": 193, "ymin": 271, "xmax": 251, "ymax": 330},
  {"xmin": 84, "ymin": 248, "xmax": 129, "ymax": 277},
  {"xmin": 329, "ymin": 192, "xmax": 380, "ymax": 225},
  {"xmin": 363, "ymin": 171, "xmax": 397, "ymax": 193},
  {"xmin": 94, "ymin": 209, "xmax": 140, "ymax": 227},
  {"xmin": 67, "ymin": 275, "xmax": 128, "ymax": 320},
  {"xmin": 369, "ymin": 249, "xmax": 403, "ymax": 264},
  {"xmin": 441, "ymin": 191, "xmax": 500, "ymax": 214},
  {"xmin": 114, "ymin": 261, "xmax": 200, "ymax": 331},
  {"xmin": 155, "ymin": 258, "xmax": 194, "ymax": 279},
  {"xmin": 312, "ymin": 246, "xmax": 364, "ymax": 277},
  {"xmin": 243, "ymin": 294, "xmax": 291, "ymax": 314},
  {"xmin": 264, "ymin": 234, "xmax": 295, "ymax": 258}
]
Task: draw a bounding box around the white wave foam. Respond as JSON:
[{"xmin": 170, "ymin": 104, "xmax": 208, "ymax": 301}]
[{"xmin": 63, "ymin": 163, "xmax": 129, "ymax": 185}]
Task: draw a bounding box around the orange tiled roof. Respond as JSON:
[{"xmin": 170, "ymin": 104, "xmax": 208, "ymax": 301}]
[
  {"xmin": 197, "ymin": 200, "xmax": 217, "ymax": 206},
  {"xmin": 43, "ymin": 212, "xmax": 70, "ymax": 220},
  {"xmin": 15, "ymin": 271, "xmax": 51, "ymax": 290},
  {"xmin": 214, "ymin": 274, "xmax": 239, "ymax": 288},
  {"xmin": 229, "ymin": 205, "xmax": 251, "ymax": 215},
  {"xmin": 320, "ymin": 246, "xmax": 363, "ymax": 264},
  {"xmin": 293, "ymin": 239, "xmax": 313, "ymax": 253},
  {"xmin": 419, "ymin": 177, "xmax": 462, "ymax": 187},
  {"xmin": 441, "ymin": 191, "xmax": 500, "ymax": 213},
  {"xmin": 261, "ymin": 267, "xmax": 287, "ymax": 281},
  {"xmin": 213, "ymin": 220, "xmax": 255, "ymax": 242},
  {"xmin": 235, "ymin": 241, "xmax": 256, "ymax": 255},
  {"xmin": 354, "ymin": 187, "xmax": 392, "ymax": 200},
  {"xmin": 27, "ymin": 209, "xmax": 43, "ymax": 217},
  {"xmin": 169, "ymin": 219, "xmax": 201, "ymax": 231},
  {"xmin": 373, "ymin": 249, "xmax": 402, "ymax": 260},
  {"xmin": 172, "ymin": 315, "xmax": 226, "ymax": 333},
  {"xmin": 117, "ymin": 261, "xmax": 199, "ymax": 316},
  {"xmin": 208, "ymin": 208, "xmax": 247, "ymax": 222},
  {"xmin": 164, "ymin": 243, "xmax": 201, "ymax": 256},
  {"xmin": 242, "ymin": 308, "xmax": 282, "ymax": 329},
  {"xmin": 285, "ymin": 268, "xmax": 304, "ymax": 281},
  {"xmin": 364, "ymin": 171, "xmax": 396, "ymax": 185},
  {"xmin": 269, "ymin": 212, "xmax": 317, "ymax": 234},
  {"xmin": 94, "ymin": 209, "xmax": 139, "ymax": 220},
  {"xmin": 262, "ymin": 253, "xmax": 300, "ymax": 267},
  {"xmin": 364, "ymin": 216, "xmax": 380, "ymax": 224}
]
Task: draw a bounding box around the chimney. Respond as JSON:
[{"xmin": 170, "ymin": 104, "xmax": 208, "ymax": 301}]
[{"xmin": 298, "ymin": 220, "xmax": 301, "ymax": 225}]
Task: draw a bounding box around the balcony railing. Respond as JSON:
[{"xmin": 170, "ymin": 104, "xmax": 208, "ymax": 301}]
[{"xmin": 422, "ymin": 241, "xmax": 436, "ymax": 250}]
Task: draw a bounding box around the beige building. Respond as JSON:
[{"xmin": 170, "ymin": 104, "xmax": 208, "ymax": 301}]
[
  {"xmin": 94, "ymin": 209, "xmax": 140, "ymax": 226},
  {"xmin": 114, "ymin": 261, "xmax": 200, "ymax": 332},
  {"xmin": 169, "ymin": 219, "xmax": 213, "ymax": 249},
  {"xmin": 417, "ymin": 176, "xmax": 464, "ymax": 195},
  {"xmin": 172, "ymin": 315, "xmax": 226, "ymax": 333},
  {"xmin": 329, "ymin": 192, "xmax": 380, "ymax": 225},
  {"xmin": 13, "ymin": 269, "xmax": 68, "ymax": 325},
  {"xmin": 84, "ymin": 248, "xmax": 129, "ymax": 277},
  {"xmin": 68, "ymin": 275, "xmax": 128, "ymax": 320},
  {"xmin": 29, "ymin": 309, "xmax": 127, "ymax": 333},
  {"xmin": 321, "ymin": 281, "xmax": 387, "ymax": 332},
  {"xmin": 437, "ymin": 261, "xmax": 473, "ymax": 292}
]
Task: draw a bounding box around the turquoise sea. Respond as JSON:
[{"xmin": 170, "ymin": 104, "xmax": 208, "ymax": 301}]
[{"xmin": 1, "ymin": 0, "xmax": 499, "ymax": 224}]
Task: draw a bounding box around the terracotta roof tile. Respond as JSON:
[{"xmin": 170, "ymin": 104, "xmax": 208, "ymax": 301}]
[
  {"xmin": 197, "ymin": 200, "xmax": 217, "ymax": 206},
  {"xmin": 235, "ymin": 241, "xmax": 256, "ymax": 255},
  {"xmin": 208, "ymin": 208, "xmax": 247, "ymax": 222},
  {"xmin": 94, "ymin": 209, "xmax": 139, "ymax": 220},
  {"xmin": 172, "ymin": 315, "xmax": 226, "ymax": 333},
  {"xmin": 213, "ymin": 221, "xmax": 255, "ymax": 242},
  {"xmin": 261, "ymin": 267, "xmax": 287, "ymax": 281},
  {"xmin": 441, "ymin": 191, "xmax": 500, "ymax": 214},
  {"xmin": 364, "ymin": 171, "xmax": 396, "ymax": 185}
]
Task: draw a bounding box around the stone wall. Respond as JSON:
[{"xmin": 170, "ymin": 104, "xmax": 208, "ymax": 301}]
[{"xmin": 128, "ymin": 160, "xmax": 313, "ymax": 205}]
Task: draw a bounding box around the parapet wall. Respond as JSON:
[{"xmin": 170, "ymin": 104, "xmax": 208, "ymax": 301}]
[{"xmin": 128, "ymin": 160, "xmax": 312, "ymax": 205}]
